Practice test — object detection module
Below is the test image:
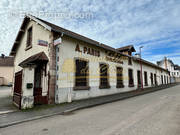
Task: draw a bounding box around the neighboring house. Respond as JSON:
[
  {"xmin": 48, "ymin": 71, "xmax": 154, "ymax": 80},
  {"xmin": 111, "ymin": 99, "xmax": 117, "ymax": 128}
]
[
  {"xmin": 10, "ymin": 15, "xmax": 170, "ymax": 109},
  {"xmin": 0, "ymin": 54, "xmax": 14, "ymax": 86},
  {"xmin": 157, "ymin": 57, "xmax": 180, "ymax": 83}
]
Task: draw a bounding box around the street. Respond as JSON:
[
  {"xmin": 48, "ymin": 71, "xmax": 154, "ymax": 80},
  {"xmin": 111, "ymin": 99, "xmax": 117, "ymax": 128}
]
[{"xmin": 0, "ymin": 85, "xmax": 180, "ymax": 135}]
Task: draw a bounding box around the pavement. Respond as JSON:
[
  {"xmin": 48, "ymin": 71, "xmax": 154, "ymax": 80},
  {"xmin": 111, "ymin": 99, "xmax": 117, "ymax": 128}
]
[
  {"xmin": 0, "ymin": 87, "xmax": 17, "ymax": 114},
  {"xmin": 0, "ymin": 83, "xmax": 179, "ymax": 129},
  {"xmin": 0, "ymin": 84, "xmax": 180, "ymax": 135}
]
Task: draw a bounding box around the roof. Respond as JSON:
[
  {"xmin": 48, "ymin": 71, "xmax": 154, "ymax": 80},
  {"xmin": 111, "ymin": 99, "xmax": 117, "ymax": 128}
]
[
  {"xmin": 0, "ymin": 56, "xmax": 14, "ymax": 67},
  {"xmin": 133, "ymin": 57, "xmax": 169, "ymax": 72},
  {"xmin": 174, "ymin": 65, "xmax": 180, "ymax": 70},
  {"xmin": 116, "ymin": 45, "xmax": 136, "ymax": 52},
  {"xmin": 157, "ymin": 57, "xmax": 174, "ymax": 66},
  {"xmin": 10, "ymin": 15, "xmax": 168, "ymax": 72},
  {"xmin": 10, "ymin": 15, "xmax": 129, "ymax": 58},
  {"xmin": 19, "ymin": 52, "xmax": 49, "ymax": 67}
]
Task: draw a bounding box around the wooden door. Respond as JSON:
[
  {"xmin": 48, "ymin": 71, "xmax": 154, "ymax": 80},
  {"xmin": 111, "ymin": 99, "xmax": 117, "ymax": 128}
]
[{"xmin": 13, "ymin": 70, "xmax": 22, "ymax": 109}]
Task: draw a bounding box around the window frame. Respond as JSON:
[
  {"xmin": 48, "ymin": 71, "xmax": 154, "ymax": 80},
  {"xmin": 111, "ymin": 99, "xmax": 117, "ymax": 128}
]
[
  {"xmin": 128, "ymin": 68, "xmax": 134, "ymax": 87},
  {"xmin": 116, "ymin": 66, "xmax": 124, "ymax": 88},
  {"xmin": 26, "ymin": 26, "xmax": 33, "ymax": 50},
  {"xmin": 99, "ymin": 63, "xmax": 110, "ymax": 89},
  {"xmin": 144, "ymin": 71, "xmax": 148, "ymax": 86},
  {"xmin": 73, "ymin": 58, "xmax": 90, "ymax": 90}
]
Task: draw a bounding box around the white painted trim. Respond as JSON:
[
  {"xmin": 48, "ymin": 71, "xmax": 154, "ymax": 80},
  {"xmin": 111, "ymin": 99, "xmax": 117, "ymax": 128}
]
[{"xmin": 26, "ymin": 14, "xmax": 52, "ymax": 32}]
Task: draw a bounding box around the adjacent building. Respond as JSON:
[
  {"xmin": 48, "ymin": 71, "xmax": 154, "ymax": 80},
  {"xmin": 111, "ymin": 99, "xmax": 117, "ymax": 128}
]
[
  {"xmin": 0, "ymin": 54, "xmax": 14, "ymax": 86},
  {"xmin": 157, "ymin": 57, "xmax": 180, "ymax": 83},
  {"xmin": 10, "ymin": 15, "xmax": 170, "ymax": 109}
]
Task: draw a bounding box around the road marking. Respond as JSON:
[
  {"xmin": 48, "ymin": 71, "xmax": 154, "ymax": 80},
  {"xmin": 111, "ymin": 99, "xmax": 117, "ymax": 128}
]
[{"xmin": 0, "ymin": 110, "xmax": 14, "ymax": 115}]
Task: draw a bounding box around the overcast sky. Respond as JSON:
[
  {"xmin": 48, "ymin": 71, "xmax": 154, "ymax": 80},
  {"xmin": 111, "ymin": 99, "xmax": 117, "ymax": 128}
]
[{"xmin": 0, "ymin": 0, "xmax": 180, "ymax": 64}]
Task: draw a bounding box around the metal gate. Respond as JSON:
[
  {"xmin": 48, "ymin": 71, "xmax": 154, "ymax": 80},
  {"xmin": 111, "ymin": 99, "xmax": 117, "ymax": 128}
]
[{"xmin": 13, "ymin": 70, "xmax": 22, "ymax": 109}]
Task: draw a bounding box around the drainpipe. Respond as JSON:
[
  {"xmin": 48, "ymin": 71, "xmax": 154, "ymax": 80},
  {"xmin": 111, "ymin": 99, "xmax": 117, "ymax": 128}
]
[{"xmin": 139, "ymin": 46, "xmax": 144, "ymax": 90}]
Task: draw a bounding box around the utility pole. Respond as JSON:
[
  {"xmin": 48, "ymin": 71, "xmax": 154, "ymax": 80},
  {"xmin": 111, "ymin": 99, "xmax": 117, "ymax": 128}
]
[{"xmin": 140, "ymin": 46, "xmax": 144, "ymax": 90}]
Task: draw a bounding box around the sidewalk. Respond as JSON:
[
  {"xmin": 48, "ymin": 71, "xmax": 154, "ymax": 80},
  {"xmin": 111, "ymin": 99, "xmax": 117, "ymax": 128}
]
[{"xmin": 0, "ymin": 83, "xmax": 178, "ymax": 128}]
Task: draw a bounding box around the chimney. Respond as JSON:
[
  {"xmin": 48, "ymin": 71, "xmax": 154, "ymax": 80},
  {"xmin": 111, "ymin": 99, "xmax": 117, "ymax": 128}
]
[{"xmin": 1, "ymin": 54, "xmax": 5, "ymax": 58}]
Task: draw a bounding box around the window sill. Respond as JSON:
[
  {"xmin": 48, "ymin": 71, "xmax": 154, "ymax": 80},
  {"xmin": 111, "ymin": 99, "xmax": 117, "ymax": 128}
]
[
  {"xmin": 25, "ymin": 45, "xmax": 32, "ymax": 51},
  {"xmin": 128, "ymin": 84, "xmax": 134, "ymax": 87},
  {"xmin": 116, "ymin": 85, "xmax": 124, "ymax": 88},
  {"xmin": 73, "ymin": 86, "xmax": 90, "ymax": 91},
  {"xmin": 99, "ymin": 85, "xmax": 111, "ymax": 89}
]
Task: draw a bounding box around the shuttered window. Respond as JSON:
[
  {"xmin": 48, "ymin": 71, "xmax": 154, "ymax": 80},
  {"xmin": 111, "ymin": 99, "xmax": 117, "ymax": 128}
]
[
  {"xmin": 99, "ymin": 63, "xmax": 110, "ymax": 89},
  {"xmin": 116, "ymin": 67, "xmax": 124, "ymax": 88},
  {"xmin": 128, "ymin": 69, "xmax": 134, "ymax": 87}
]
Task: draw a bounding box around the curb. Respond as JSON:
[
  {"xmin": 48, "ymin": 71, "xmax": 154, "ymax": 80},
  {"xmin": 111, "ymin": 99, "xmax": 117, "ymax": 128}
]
[{"xmin": 0, "ymin": 83, "xmax": 179, "ymax": 128}]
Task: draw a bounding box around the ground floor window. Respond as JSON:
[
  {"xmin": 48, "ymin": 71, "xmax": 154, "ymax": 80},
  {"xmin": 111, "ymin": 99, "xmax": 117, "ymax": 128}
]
[
  {"xmin": 116, "ymin": 67, "xmax": 124, "ymax": 88},
  {"xmin": 150, "ymin": 73, "xmax": 153, "ymax": 85},
  {"xmin": 74, "ymin": 59, "xmax": 89, "ymax": 90},
  {"xmin": 128, "ymin": 69, "xmax": 134, "ymax": 87},
  {"xmin": 137, "ymin": 70, "xmax": 141, "ymax": 88},
  {"xmin": 161, "ymin": 75, "xmax": 163, "ymax": 84},
  {"xmin": 144, "ymin": 71, "xmax": 148, "ymax": 86},
  {"xmin": 99, "ymin": 63, "xmax": 110, "ymax": 89},
  {"xmin": 164, "ymin": 75, "xmax": 166, "ymax": 84},
  {"xmin": 154, "ymin": 74, "xmax": 157, "ymax": 85}
]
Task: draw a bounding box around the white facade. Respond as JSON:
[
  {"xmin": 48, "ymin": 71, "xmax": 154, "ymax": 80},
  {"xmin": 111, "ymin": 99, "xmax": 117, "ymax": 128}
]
[
  {"xmin": 55, "ymin": 36, "xmax": 170, "ymax": 104},
  {"xmin": 157, "ymin": 57, "xmax": 180, "ymax": 82},
  {"xmin": 11, "ymin": 15, "xmax": 170, "ymax": 109}
]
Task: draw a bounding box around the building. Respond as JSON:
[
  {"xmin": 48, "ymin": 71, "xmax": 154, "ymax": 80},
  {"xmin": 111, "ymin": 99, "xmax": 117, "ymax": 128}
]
[
  {"xmin": 0, "ymin": 54, "xmax": 14, "ymax": 86},
  {"xmin": 10, "ymin": 15, "xmax": 170, "ymax": 109},
  {"xmin": 157, "ymin": 57, "xmax": 180, "ymax": 83}
]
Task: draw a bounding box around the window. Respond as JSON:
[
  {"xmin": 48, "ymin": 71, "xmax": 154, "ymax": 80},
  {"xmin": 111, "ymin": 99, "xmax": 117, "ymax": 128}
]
[
  {"xmin": 128, "ymin": 69, "xmax": 134, "ymax": 87},
  {"xmin": 164, "ymin": 75, "xmax": 166, "ymax": 84},
  {"xmin": 74, "ymin": 59, "xmax": 89, "ymax": 90},
  {"xmin": 167, "ymin": 76, "xmax": 169, "ymax": 84},
  {"xmin": 27, "ymin": 27, "xmax": 32, "ymax": 48},
  {"xmin": 154, "ymin": 74, "xmax": 157, "ymax": 85},
  {"xmin": 161, "ymin": 75, "xmax": 163, "ymax": 84},
  {"xmin": 150, "ymin": 73, "xmax": 153, "ymax": 85},
  {"xmin": 99, "ymin": 63, "xmax": 110, "ymax": 89},
  {"xmin": 116, "ymin": 67, "xmax": 124, "ymax": 88},
  {"xmin": 128, "ymin": 57, "xmax": 132, "ymax": 65},
  {"xmin": 137, "ymin": 70, "xmax": 141, "ymax": 88},
  {"xmin": 144, "ymin": 71, "xmax": 148, "ymax": 86}
]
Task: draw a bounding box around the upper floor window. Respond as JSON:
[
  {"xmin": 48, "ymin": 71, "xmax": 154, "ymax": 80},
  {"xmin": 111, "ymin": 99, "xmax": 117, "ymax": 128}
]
[
  {"xmin": 128, "ymin": 57, "xmax": 132, "ymax": 65},
  {"xmin": 27, "ymin": 27, "xmax": 32, "ymax": 48}
]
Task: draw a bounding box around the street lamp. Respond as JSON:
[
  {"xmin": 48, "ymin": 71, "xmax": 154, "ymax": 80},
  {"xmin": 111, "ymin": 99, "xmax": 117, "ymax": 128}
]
[{"xmin": 139, "ymin": 46, "xmax": 144, "ymax": 90}]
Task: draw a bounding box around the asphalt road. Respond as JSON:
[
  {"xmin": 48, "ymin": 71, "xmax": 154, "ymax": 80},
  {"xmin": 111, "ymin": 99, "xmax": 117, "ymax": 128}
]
[{"xmin": 1, "ymin": 85, "xmax": 180, "ymax": 135}]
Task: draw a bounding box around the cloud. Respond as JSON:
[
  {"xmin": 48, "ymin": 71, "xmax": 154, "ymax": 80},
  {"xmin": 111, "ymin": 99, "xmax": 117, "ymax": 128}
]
[{"xmin": 0, "ymin": 0, "xmax": 180, "ymax": 65}]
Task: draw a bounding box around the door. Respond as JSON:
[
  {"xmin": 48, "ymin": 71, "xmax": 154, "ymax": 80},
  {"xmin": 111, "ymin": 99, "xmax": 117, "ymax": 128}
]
[
  {"xmin": 13, "ymin": 70, "xmax": 22, "ymax": 109},
  {"xmin": 34, "ymin": 65, "xmax": 48, "ymax": 105}
]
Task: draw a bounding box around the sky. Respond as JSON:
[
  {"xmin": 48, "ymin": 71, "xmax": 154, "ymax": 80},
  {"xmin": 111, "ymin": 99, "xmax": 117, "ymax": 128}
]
[{"xmin": 0, "ymin": 0, "xmax": 180, "ymax": 65}]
